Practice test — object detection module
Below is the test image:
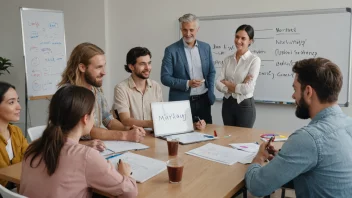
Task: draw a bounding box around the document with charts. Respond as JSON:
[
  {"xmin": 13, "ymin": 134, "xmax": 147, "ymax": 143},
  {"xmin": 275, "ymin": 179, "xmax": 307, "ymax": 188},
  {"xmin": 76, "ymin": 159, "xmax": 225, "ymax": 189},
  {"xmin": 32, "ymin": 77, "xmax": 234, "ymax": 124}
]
[
  {"xmin": 108, "ymin": 152, "xmax": 166, "ymax": 183},
  {"xmin": 99, "ymin": 141, "xmax": 149, "ymax": 156},
  {"xmin": 186, "ymin": 143, "xmax": 251, "ymax": 165}
]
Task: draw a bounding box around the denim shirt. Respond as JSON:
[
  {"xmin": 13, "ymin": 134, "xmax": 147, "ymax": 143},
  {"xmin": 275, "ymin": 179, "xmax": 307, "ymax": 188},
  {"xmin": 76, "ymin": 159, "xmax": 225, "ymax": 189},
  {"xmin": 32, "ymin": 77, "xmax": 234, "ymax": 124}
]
[{"xmin": 245, "ymin": 105, "xmax": 352, "ymax": 198}]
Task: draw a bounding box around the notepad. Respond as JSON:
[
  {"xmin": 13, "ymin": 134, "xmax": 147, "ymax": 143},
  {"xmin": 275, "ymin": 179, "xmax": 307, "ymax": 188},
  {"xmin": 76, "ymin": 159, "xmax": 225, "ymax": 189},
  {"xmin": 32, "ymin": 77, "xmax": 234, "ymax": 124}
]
[
  {"xmin": 164, "ymin": 132, "xmax": 217, "ymax": 144},
  {"xmin": 100, "ymin": 141, "xmax": 149, "ymax": 156},
  {"xmin": 186, "ymin": 143, "xmax": 252, "ymax": 165},
  {"xmin": 108, "ymin": 152, "xmax": 166, "ymax": 183}
]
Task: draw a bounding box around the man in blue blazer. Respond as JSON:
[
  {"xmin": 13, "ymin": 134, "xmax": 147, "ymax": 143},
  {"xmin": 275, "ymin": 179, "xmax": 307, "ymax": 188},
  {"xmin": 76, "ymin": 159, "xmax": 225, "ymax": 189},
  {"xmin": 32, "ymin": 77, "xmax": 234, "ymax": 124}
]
[{"xmin": 161, "ymin": 13, "xmax": 216, "ymax": 126}]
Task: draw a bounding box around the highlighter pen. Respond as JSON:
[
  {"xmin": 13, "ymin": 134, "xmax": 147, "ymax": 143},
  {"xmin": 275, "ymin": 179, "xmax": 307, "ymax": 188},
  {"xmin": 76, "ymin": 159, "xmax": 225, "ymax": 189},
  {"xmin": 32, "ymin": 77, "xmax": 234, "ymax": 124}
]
[
  {"xmin": 203, "ymin": 135, "xmax": 214, "ymax": 138},
  {"xmin": 106, "ymin": 153, "xmax": 123, "ymax": 160}
]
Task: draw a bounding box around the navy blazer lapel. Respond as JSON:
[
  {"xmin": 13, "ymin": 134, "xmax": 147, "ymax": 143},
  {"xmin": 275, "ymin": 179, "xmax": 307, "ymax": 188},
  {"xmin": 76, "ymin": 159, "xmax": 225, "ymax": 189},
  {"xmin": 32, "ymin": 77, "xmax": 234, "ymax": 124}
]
[{"xmin": 177, "ymin": 39, "xmax": 190, "ymax": 78}]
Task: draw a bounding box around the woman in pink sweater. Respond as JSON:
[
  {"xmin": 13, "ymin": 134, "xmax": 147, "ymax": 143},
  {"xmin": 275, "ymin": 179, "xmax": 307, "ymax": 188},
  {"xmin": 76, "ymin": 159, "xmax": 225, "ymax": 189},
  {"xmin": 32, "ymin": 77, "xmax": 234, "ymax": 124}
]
[{"xmin": 20, "ymin": 85, "xmax": 138, "ymax": 198}]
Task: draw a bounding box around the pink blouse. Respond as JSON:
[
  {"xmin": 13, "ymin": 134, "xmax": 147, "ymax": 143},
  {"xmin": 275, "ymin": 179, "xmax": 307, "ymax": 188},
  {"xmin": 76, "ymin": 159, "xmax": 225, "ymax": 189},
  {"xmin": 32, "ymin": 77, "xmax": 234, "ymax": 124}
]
[{"xmin": 20, "ymin": 138, "xmax": 137, "ymax": 198}]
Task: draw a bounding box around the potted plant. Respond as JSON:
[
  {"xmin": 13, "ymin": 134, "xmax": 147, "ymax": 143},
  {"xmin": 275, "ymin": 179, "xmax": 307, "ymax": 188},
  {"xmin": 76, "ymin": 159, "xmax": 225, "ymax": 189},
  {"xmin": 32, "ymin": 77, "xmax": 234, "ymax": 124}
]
[{"xmin": 0, "ymin": 57, "xmax": 14, "ymax": 75}]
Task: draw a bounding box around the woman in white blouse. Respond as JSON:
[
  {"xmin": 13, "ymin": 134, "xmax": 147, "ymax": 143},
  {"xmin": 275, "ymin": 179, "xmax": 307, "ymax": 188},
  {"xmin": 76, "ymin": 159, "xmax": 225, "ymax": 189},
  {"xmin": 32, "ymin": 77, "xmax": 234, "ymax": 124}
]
[{"xmin": 216, "ymin": 24, "xmax": 261, "ymax": 128}]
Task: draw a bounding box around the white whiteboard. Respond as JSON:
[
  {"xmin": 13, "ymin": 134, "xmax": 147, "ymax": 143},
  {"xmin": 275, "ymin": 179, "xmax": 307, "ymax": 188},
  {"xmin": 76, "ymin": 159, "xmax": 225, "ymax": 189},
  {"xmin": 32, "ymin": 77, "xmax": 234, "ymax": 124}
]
[
  {"xmin": 20, "ymin": 8, "xmax": 66, "ymax": 99},
  {"xmin": 196, "ymin": 8, "xmax": 352, "ymax": 106},
  {"xmin": 151, "ymin": 100, "xmax": 194, "ymax": 137}
]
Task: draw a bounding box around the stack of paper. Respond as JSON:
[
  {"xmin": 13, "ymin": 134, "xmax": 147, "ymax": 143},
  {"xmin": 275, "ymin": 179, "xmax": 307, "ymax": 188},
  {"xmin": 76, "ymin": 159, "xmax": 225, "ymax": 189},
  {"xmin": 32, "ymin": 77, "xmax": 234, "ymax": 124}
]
[
  {"xmin": 100, "ymin": 141, "xmax": 149, "ymax": 156},
  {"xmin": 108, "ymin": 152, "xmax": 166, "ymax": 183},
  {"xmin": 185, "ymin": 143, "xmax": 252, "ymax": 165}
]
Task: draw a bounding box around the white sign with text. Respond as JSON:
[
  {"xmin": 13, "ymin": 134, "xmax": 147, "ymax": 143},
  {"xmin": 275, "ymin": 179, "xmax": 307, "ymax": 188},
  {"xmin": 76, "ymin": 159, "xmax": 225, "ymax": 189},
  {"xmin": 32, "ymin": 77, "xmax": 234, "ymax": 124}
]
[{"xmin": 152, "ymin": 100, "xmax": 194, "ymax": 137}]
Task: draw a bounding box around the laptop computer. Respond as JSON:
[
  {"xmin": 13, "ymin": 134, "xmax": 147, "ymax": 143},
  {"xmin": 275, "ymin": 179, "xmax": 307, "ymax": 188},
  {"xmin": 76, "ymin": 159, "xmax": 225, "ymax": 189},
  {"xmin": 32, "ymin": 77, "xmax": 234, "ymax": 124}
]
[{"xmin": 151, "ymin": 100, "xmax": 216, "ymax": 144}]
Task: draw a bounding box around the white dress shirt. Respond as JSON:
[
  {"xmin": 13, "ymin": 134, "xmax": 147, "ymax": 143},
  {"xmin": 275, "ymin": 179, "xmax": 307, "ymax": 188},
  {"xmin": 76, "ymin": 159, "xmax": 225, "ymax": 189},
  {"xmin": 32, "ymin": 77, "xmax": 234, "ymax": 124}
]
[
  {"xmin": 183, "ymin": 39, "xmax": 207, "ymax": 96},
  {"xmin": 216, "ymin": 50, "xmax": 261, "ymax": 103},
  {"xmin": 5, "ymin": 138, "xmax": 14, "ymax": 160}
]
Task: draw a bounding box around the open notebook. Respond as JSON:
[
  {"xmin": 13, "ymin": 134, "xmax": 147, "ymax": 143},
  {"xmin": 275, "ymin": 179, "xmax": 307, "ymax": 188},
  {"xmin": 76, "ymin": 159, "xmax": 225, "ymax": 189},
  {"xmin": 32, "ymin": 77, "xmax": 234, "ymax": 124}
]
[
  {"xmin": 100, "ymin": 141, "xmax": 149, "ymax": 156},
  {"xmin": 108, "ymin": 152, "xmax": 166, "ymax": 183},
  {"xmin": 151, "ymin": 100, "xmax": 216, "ymax": 144}
]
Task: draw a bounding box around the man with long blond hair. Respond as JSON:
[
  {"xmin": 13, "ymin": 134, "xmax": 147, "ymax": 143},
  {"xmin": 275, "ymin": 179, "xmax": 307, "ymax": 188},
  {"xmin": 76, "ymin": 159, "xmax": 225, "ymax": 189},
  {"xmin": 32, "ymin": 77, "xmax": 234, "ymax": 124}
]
[{"xmin": 59, "ymin": 43, "xmax": 145, "ymax": 150}]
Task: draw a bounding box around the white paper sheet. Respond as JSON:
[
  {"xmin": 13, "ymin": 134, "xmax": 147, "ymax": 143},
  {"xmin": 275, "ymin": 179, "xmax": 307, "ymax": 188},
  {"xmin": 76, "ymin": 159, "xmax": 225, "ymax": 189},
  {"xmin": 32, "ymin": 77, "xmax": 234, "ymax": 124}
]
[
  {"xmin": 238, "ymin": 153, "xmax": 257, "ymax": 164},
  {"xmin": 186, "ymin": 143, "xmax": 252, "ymax": 165},
  {"xmin": 108, "ymin": 152, "xmax": 166, "ymax": 183}
]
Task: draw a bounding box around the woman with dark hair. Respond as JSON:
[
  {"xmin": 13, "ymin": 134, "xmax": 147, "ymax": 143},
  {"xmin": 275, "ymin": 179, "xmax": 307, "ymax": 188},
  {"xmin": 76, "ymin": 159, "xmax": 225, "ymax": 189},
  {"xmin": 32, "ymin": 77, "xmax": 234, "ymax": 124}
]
[
  {"xmin": 216, "ymin": 24, "xmax": 261, "ymax": 128},
  {"xmin": 20, "ymin": 85, "xmax": 138, "ymax": 198},
  {"xmin": 0, "ymin": 81, "xmax": 28, "ymax": 189}
]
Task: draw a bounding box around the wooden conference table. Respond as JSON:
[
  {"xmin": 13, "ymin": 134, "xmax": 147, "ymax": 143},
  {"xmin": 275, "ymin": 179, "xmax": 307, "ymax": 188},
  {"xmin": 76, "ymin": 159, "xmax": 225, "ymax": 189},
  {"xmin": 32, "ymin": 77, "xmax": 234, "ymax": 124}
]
[{"xmin": 0, "ymin": 124, "xmax": 287, "ymax": 198}]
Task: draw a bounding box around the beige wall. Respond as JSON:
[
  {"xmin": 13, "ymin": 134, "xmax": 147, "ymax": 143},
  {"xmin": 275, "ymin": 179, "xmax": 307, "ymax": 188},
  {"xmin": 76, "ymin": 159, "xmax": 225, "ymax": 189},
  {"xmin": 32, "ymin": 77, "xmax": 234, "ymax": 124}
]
[{"xmin": 106, "ymin": 0, "xmax": 352, "ymax": 133}]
